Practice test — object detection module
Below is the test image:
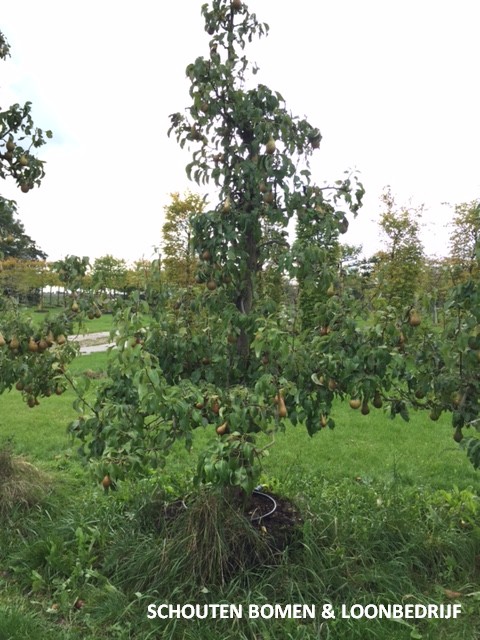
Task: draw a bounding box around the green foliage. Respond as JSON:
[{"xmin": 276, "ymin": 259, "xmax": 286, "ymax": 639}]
[
  {"xmin": 0, "ymin": 31, "xmax": 52, "ymax": 195},
  {"xmin": 449, "ymin": 199, "xmax": 479, "ymax": 279},
  {"xmin": 372, "ymin": 188, "xmax": 424, "ymax": 313},
  {"xmin": 161, "ymin": 191, "xmax": 205, "ymax": 287},
  {"xmin": 0, "ymin": 197, "xmax": 46, "ymax": 260},
  {"xmin": 91, "ymin": 255, "xmax": 127, "ymax": 296}
]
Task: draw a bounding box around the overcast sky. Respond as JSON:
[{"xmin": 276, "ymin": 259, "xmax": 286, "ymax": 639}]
[{"xmin": 2, "ymin": 0, "xmax": 479, "ymax": 264}]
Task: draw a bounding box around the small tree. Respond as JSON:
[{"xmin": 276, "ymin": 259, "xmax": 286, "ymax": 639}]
[
  {"xmin": 91, "ymin": 255, "xmax": 127, "ymax": 299},
  {"xmin": 161, "ymin": 191, "xmax": 204, "ymax": 287},
  {"xmin": 372, "ymin": 188, "xmax": 424, "ymax": 314}
]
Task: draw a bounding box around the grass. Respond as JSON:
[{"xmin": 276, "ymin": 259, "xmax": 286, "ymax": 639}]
[
  {"xmin": 0, "ymin": 350, "xmax": 479, "ymax": 639},
  {"xmin": 19, "ymin": 304, "xmax": 115, "ymax": 334}
]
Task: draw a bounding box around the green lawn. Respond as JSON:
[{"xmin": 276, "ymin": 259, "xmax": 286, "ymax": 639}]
[
  {"xmin": 1, "ymin": 350, "xmax": 479, "ymax": 640},
  {"xmin": 19, "ymin": 305, "xmax": 115, "ymax": 334}
]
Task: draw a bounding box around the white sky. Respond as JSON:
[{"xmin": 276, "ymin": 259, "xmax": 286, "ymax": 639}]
[{"xmin": 2, "ymin": 0, "xmax": 479, "ymax": 264}]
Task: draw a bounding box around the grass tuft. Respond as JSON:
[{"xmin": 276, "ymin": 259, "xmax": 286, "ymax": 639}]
[{"xmin": 0, "ymin": 445, "xmax": 50, "ymax": 517}]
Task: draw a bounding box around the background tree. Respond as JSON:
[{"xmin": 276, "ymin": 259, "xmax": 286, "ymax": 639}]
[
  {"xmin": 372, "ymin": 188, "xmax": 424, "ymax": 314},
  {"xmin": 0, "ymin": 197, "xmax": 46, "ymax": 261},
  {"xmin": 91, "ymin": 255, "xmax": 127, "ymax": 299},
  {"xmin": 161, "ymin": 191, "xmax": 204, "ymax": 288},
  {"xmin": 448, "ymin": 199, "xmax": 479, "ymax": 281}
]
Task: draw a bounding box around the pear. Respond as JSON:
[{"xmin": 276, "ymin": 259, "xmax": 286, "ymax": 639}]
[
  {"xmin": 409, "ymin": 309, "xmax": 421, "ymax": 327},
  {"xmin": 373, "ymin": 391, "xmax": 383, "ymax": 409},
  {"xmin": 206, "ymin": 279, "xmax": 217, "ymax": 291},
  {"xmin": 231, "ymin": 0, "xmax": 242, "ymax": 10},
  {"xmin": 265, "ymin": 138, "xmax": 276, "ymax": 154},
  {"xmin": 263, "ymin": 190, "xmax": 274, "ymax": 205},
  {"xmin": 0, "ymin": 333, "xmax": 6, "ymax": 347},
  {"xmin": 28, "ymin": 337, "xmax": 38, "ymax": 353},
  {"xmin": 216, "ymin": 422, "xmax": 229, "ymax": 435},
  {"xmin": 9, "ymin": 336, "xmax": 19, "ymax": 351},
  {"xmin": 349, "ymin": 398, "xmax": 361, "ymax": 410},
  {"xmin": 222, "ymin": 196, "xmax": 231, "ymax": 214},
  {"xmin": 276, "ymin": 393, "xmax": 287, "ymax": 418},
  {"xmin": 361, "ymin": 401, "xmax": 370, "ymax": 416},
  {"xmin": 328, "ymin": 379, "xmax": 337, "ymax": 392},
  {"xmin": 453, "ymin": 427, "xmax": 463, "ymax": 443}
]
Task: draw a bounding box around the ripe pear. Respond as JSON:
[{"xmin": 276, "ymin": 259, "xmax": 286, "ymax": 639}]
[
  {"xmin": 328, "ymin": 379, "xmax": 337, "ymax": 392},
  {"xmin": 231, "ymin": 0, "xmax": 242, "ymax": 10},
  {"xmin": 349, "ymin": 398, "xmax": 361, "ymax": 410},
  {"xmin": 276, "ymin": 393, "xmax": 287, "ymax": 418},
  {"xmin": 453, "ymin": 427, "xmax": 463, "ymax": 443},
  {"xmin": 373, "ymin": 391, "xmax": 383, "ymax": 409},
  {"xmin": 9, "ymin": 336, "xmax": 19, "ymax": 351},
  {"xmin": 28, "ymin": 337, "xmax": 38, "ymax": 353},
  {"xmin": 216, "ymin": 422, "xmax": 228, "ymax": 435},
  {"xmin": 101, "ymin": 475, "xmax": 112, "ymax": 489},
  {"xmin": 222, "ymin": 196, "xmax": 231, "ymax": 214},
  {"xmin": 265, "ymin": 138, "xmax": 276, "ymax": 154},
  {"xmin": 206, "ymin": 279, "xmax": 217, "ymax": 291},
  {"xmin": 56, "ymin": 334, "xmax": 66, "ymax": 345},
  {"xmin": 361, "ymin": 401, "xmax": 370, "ymax": 416},
  {"xmin": 409, "ymin": 309, "xmax": 421, "ymax": 327},
  {"xmin": 0, "ymin": 333, "xmax": 6, "ymax": 347},
  {"xmin": 263, "ymin": 190, "xmax": 274, "ymax": 205},
  {"xmin": 320, "ymin": 414, "xmax": 328, "ymax": 428}
]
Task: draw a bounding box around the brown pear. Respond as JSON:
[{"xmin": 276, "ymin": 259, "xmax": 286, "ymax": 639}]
[
  {"xmin": 409, "ymin": 309, "xmax": 421, "ymax": 327},
  {"xmin": 216, "ymin": 422, "xmax": 229, "ymax": 435},
  {"xmin": 277, "ymin": 394, "xmax": 287, "ymax": 418}
]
